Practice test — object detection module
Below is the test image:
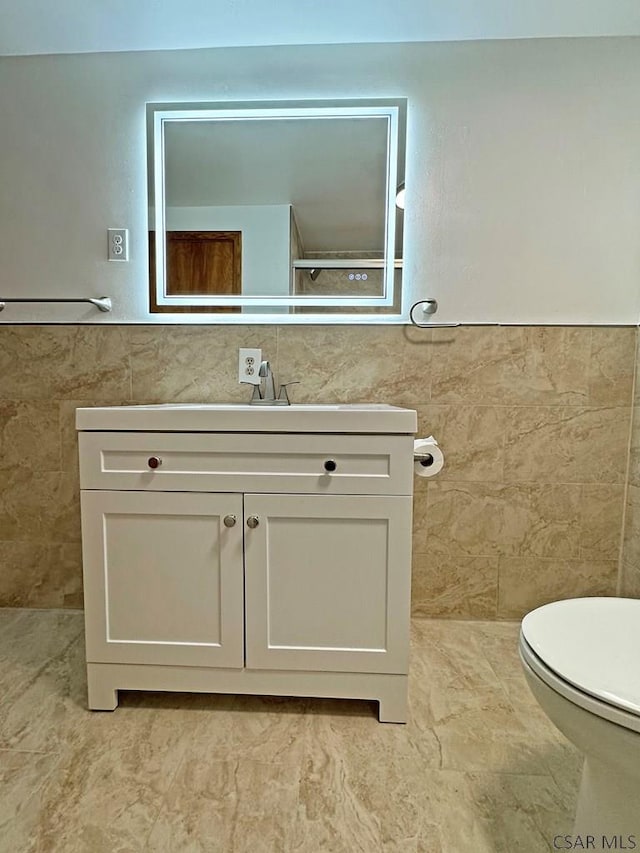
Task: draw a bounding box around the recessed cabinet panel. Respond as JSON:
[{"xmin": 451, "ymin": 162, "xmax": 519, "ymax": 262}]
[
  {"xmin": 81, "ymin": 490, "xmax": 244, "ymax": 668},
  {"xmin": 244, "ymin": 493, "xmax": 412, "ymax": 674},
  {"xmin": 266, "ymin": 516, "xmax": 388, "ymax": 649},
  {"xmin": 105, "ymin": 514, "xmax": 223, "ymax": 644}
]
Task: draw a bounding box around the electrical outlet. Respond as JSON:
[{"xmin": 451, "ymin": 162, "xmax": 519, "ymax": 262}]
[
  {"xmin": 108, "ymin": 228, "xmax": 129, "ymax": 261},
  {"xmin": 238, "ymin": 348, "xmax": 262, "ymax": 384}
]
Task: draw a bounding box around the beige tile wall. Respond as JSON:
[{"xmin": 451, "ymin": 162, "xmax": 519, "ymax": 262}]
[
  {"xmin": 0, "ymin": 324, "xmax": 635, "ymax": 619},
  {"xmin": 621, "ymin": 332, "xmax": 640, "ymax": 597}
]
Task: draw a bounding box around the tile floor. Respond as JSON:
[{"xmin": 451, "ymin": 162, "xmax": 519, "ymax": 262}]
[{"xmin": 0, "ymin": 609, "xmax": 581, "ymax": 852}]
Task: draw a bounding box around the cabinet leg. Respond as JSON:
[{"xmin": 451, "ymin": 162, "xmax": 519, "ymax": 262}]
[
  {"xmin": 87, "ymin": 665, "xmax": 118, "ymax": 711},
  {"xmin": 378, "ymin": 681, "xmax": 408, "ymax": 724}
]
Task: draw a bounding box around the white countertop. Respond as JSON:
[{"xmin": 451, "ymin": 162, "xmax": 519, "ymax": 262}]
[{"xmin": 75, "ymin": 403, "xmax": 418, "ymax": 434}]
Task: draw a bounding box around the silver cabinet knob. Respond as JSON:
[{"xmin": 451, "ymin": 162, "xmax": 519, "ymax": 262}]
[
  {"xmin": 223, "ymin": 515, "xmax": 237, "ymax": 528},
  {"xmin": 246, "ymin": 516, "xmax": 259, "ymax": 529},
  {"xmin": 147, "ymin": 456, "xmax": 162, "ymax": 469}
]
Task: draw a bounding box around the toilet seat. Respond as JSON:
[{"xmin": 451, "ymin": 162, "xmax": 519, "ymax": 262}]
[{"xmin": 520, "ymin": 597, "xmax": 640, "ymax": 734}]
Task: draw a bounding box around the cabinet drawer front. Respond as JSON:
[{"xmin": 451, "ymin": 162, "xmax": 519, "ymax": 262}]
[{"xmin": 79, "ymin": 432, "xmax": 413, "ymax": 495}]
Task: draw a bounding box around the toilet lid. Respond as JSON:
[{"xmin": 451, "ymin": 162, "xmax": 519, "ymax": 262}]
[{"xmin": 521, "ymin": 597, "xmax": 640, "ymax": 717}]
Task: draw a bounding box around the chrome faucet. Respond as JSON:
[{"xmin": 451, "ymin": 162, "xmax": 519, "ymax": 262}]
[
  {"xmin": 257, "ymin": 360, "xmax": 276, "ymax": 402},
  {"xmin": 244, "ymin": 360, "xmax": 298, "ymax": 406}
]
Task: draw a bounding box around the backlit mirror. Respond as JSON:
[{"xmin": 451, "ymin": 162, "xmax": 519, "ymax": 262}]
[{"xmin": 147, "ymin": 99, "xmax": 406, "ymax": 322}]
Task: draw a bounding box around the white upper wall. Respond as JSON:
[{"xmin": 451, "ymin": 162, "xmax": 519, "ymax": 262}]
[
  {"xmin": 0, "ymin": 0, "xmax": 639, "ymax": 55},
  {"xmin": 0, "ymin": 38, "xmax": 639, "ymax": 324}
]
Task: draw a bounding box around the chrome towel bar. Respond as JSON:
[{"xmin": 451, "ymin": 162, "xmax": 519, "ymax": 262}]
[{"xmin": 0, "ymin": 297, "xmax": 112, "ymax": 313}]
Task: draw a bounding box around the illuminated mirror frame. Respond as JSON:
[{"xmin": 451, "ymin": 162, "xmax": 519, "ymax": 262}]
[{"xmin": 149, "ymin": 102, "xmax": 402, "ymax": 321}]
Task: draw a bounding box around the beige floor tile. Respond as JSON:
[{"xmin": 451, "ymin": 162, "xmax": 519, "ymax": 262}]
[
  {"xmin": 146, "ymin": 756, "xmax": 301, "ymax": 853},
  {"xmin": 466, "ymin": 620, "xmax": 522, "ymax": 679},
  {"xmin": 24, "ymin": 712, "xmax": 195, "ymax": 852},
  {"xmin": 0, "ymin": 610, "xmax": 582, "ymax": 853},
  {"xmin": 190, "ymin": 693, "xmax": 314, "ymax": 767},
  {"xmin": 0, "ymin": 606, "xmax": 26, "ymax": 635},
  {"xmin": 0, "ymin": 610, "xmax": 83, "ymax": 706},
  {"xmin": 0, "ymin": 750, "xmax": 61, "ymax": 853},
  {"xmin": 0, "ymin": 634, "xmax": 87, "ymax": 752},
  {"xmin": 461, "ymin": 772, "xmax": 572, "ymax": 852}
]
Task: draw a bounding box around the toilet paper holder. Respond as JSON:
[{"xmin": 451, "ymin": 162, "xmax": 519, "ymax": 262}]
[
  {"xmin": 414, "ymin": 451, "xmax": 435, "ymax": 467},
  {"xmin": 413, "ymin": 436, "xmax": 445, "ymax": 477}
]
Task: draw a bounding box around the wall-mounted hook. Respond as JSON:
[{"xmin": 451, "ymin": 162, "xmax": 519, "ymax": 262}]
[{"xmin": 409, "ymin": 299, "xmax": 460, "ymax": 328}]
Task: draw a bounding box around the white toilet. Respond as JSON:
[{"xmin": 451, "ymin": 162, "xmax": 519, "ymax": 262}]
[{"xmin": 519, "ymin": 597, "xmax": 640, "ymax": 841}]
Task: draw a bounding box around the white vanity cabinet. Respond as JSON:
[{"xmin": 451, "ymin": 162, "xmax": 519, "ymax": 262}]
[{"xmin": 76, "ymin": 404, "xmax": 417, "ymax": 723}]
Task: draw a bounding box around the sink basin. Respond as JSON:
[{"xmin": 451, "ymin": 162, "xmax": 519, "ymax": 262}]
[{"xmin": 75, "ymin": 403, "xmax": 417, "ymax": 434}]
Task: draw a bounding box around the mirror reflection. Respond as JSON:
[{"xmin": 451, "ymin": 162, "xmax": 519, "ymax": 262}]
[{"xmin": 147, "ymin": 100, "xmax": 405, "ymax": 320}]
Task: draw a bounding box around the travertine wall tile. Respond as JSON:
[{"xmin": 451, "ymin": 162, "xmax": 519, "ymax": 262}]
[
  {"xmin": 577, "ymin": 485, "xmax": 626, "ymax": 561},
  {"xmin": 621, "ymin": 561, "xmax": 640, "ymax": 598},
  {"xmin": 634, "ymin": 332, "xmax": 640, "ymax": 400},
  {"xmin": 501, "ymin": 328, "xmax": 592, "ymax": 405},
  {"xmin": 126, "ymin": 325, "xmax": 277, "ymax": 403},
  {"xmin": 0, "ymin": 324, "xmax": 634, "ymax": 615},
  {"xmin": 48, "ymin": 543, "xmax": 83, "ymax": 608},
  {"xmin": 620, "ymin": 325, "xmax": 640, "ymax": 597},
  {"xmin": 414, "ymin": 405, "xmax": 506, "ymax": 482},
  {"xmin": 411, "ymin": 554, "xmax": 498, "ymax": 618},
  {"xmin": 430, "ymin": 327, "xmax": 592, "ymax": 405},
  {"xmin": 275, "ymin": 325, "xmax": 432, "ymax": 407},
  {"xmin": 0, "ymin": 327, "xmax": 130, "ymax": 401},
  {"xmin": 627, "ymin": 406, "xmax": 640, "ymax": 489},
  {"xmin": 0, "ymin": 541, "xmax": 49, "ymax": 607},
  {"xmin": 587, "ymin": 327, "xmax": 636, "ymax": 406},
  {"xmin": 0, "ymin": 402, "xmax": 61, "ymax": 472},
  {"xmin": 429, "ymin": 327, "xmax": 523, "ymax": 405},
  {"xmin": 0, "ymin": 541, "xmax": 82, "ymax": 608},
  {"xmin": 0, "ymin": 470, "xmax": 63, "ymax": 541},
  {"xmin": 58, "ymin": 399, "xmax": 132, "ymax": 474},
  {"xmin": 622, "ymin": 483, "xmax": 640, "ymax": 568},
  {"xmin": 420, "ymin": 482, "xmax": 582, "ymax": 558},
  {"xmin": 48, "ymin": 474, "xmax": 82, "ymax": 544},
  {"xmin": 497, "ymin": 557, "xmax": 618, "ymax": 619},
  {"xmin": 503, "ymin": 406, "xmax": 628, "ymax": 484}
]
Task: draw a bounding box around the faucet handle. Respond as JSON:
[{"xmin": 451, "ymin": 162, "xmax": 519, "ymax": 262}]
[
  {"xmin": 240, "ymin": 381, "xmax": 262, "ymax": 402},
  {"xmin": 277, "ymin": 381, "xmax": 300, "ymax": 404}
]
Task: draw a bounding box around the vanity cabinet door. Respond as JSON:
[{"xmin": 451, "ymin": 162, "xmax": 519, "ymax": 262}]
[
  {"xmin": 243, "ymin": 493, "xmax": 412, "ymax": 675},
  {"xmin": 81, "ymin": 490, "xmax": 244, "ymax": 668}
]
